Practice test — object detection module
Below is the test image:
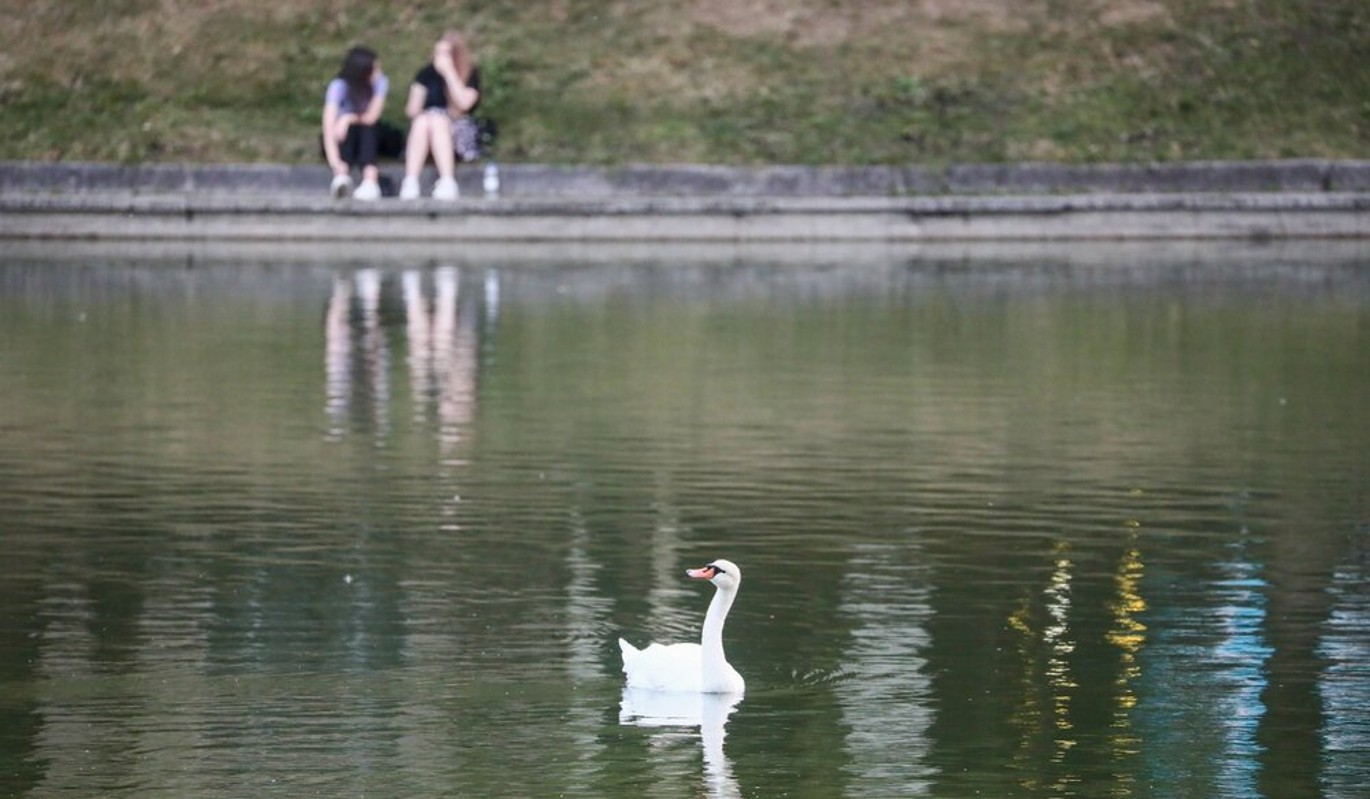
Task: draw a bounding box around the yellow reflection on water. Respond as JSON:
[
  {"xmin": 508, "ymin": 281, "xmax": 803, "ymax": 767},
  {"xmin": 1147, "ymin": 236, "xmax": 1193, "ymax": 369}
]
[
  {"xmin": 1106, "ymin": 543, "xmax": 1147, "ymax": 796},
  {"xmin": 1007, "ymin": 594, "xmax": 1042, "ymax": 792},
  {"xmin": 1044, "ymin": 548, "xmax": 1078, "ymax": 782},
  {"xmin": 1008, "ymin": 541, "xmax": 1080, "ymax": 793},
  {"xmin": 1007, "ymin": 538, "xmax": 1151, "ymax": 796}
]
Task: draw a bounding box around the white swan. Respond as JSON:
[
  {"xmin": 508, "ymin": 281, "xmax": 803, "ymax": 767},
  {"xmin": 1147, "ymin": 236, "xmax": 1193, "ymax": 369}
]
[{"xmin": 618, "ymin": 559, "xmax": 745, "ymax": 694}]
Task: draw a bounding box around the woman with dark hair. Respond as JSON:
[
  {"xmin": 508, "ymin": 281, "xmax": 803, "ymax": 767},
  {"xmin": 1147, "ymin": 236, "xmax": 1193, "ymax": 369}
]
[
  {"xmin": 399, "ymin": 31, "xmax": 482, "ymax": 201},
  {"xmin": 322, "ymin": 46, "xmax": 390, "ymax": 200}
]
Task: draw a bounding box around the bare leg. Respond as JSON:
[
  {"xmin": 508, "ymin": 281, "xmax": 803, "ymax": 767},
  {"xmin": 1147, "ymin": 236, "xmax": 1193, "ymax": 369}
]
[
  {"xmin": 405, "ymin": 114, "xmax": 436, "ymax": 179},
  {"xmin": 328, "ymin": 118, "xmax": 354, "ymax": 176},
  {"xmin": 431, "ymin": 117, "xmax": 456, "ymax": 179}
]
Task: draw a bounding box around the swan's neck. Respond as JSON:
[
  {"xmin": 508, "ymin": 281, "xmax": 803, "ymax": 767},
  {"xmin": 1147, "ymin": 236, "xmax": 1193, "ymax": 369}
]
[{"xmin": 700, "ymin": 583, "xmax": 736, "ymax": 675}]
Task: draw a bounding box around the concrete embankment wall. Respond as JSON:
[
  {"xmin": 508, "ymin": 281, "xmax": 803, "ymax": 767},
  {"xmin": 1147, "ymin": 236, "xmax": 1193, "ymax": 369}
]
[{"xmin": 2, "ymin": 160, "xmax": 1367, "ymax": 241}]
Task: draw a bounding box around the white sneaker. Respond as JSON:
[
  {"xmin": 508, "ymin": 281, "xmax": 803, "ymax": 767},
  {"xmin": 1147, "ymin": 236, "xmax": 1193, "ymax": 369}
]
[
  {"xmin": 330, "ymin": 174, "xmax": 353, "ymax": 200},
  {"xmin": 399, "ymin": 176, "xmax": 421, "ymax": 200},
  {"xmin": 432, "ymin": 176, "xmax": 459, "ymax": 201},
  {"xmin": 354, "ymin": 179, "xmax": 381, "ymax": 201}
]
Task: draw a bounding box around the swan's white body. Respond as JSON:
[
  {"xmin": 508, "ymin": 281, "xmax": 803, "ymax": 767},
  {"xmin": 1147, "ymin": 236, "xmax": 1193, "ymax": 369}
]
[{"xmin": 619, "ymin": 559, "xmax": 745, "ymax": 695}]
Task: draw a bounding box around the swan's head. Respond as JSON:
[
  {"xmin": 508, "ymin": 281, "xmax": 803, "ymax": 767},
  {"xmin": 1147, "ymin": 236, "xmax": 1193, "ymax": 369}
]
[{"xmin": 687, "ymin": 559, "xmax": 741, "ymax": 591}]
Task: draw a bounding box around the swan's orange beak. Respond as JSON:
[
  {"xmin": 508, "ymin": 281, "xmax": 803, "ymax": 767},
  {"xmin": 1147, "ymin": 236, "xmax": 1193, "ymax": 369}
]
[{"xmin": 687, "ymin": 565, "xmax": 717, "ymax": 580}]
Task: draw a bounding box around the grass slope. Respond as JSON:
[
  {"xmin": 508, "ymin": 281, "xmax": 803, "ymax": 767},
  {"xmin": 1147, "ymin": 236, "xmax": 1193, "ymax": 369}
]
[{"xmin": 0, "ymin": 0, "xmax": 1365, "ymax": 165}]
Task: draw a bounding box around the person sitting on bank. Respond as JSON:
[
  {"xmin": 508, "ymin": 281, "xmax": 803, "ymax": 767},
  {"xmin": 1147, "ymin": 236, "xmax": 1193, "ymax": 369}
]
[
  {"xmin": 322, "ymin": 46, "xmax": 389, "ymax": 201},
  {"xmin": 399, "ymin": 31, "xmax": 482, "ymax": 201}
]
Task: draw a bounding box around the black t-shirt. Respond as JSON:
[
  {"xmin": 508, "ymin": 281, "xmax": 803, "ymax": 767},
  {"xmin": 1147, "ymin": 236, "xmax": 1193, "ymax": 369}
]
[{"xmin": 413, "ymin": 64, "xmax": 482, "ymax": 113}]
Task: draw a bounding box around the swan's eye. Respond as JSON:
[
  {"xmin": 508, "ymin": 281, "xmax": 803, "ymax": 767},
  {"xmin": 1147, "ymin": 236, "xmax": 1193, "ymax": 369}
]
[{"xmin": 706, "ymin": 564, "xmax": 723, "ymax": 576}]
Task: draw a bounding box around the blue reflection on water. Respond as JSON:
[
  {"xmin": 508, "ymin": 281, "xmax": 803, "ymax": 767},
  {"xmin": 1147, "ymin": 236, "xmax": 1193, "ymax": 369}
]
[
  {"xmin": 1210, "ymin": 548, "xmax": 1274, "ymax": 797},
  {"xmin": 1137, "ymin": 538, "xmax": 1273, "ymax": 799},
  {"xmin": 1319, "ymin": 561, "xmax": 1370, "ymax": 799}
]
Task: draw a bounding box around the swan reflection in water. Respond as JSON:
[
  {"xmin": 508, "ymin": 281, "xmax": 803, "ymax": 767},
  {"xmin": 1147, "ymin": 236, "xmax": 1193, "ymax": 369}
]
[{"xmin": 619, "ymin": 688, "xmax": 743, "ymax": 799}]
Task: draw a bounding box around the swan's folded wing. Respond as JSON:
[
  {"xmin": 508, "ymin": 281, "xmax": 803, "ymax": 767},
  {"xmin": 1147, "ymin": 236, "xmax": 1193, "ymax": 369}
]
[{"xmin": 621, "ymin": 642, "xmax": 703, "ymax": 691}]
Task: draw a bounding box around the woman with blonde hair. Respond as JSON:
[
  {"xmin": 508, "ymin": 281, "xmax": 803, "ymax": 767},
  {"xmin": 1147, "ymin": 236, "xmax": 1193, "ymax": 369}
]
[{"xmin": 400, "ymin": 31, "xmax": 483, "ymax": 201}]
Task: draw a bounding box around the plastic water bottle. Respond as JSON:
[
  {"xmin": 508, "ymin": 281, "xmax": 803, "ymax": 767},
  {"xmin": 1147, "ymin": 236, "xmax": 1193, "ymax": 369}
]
[{"xmin": 483, "ymin": 161, "xmax": 500, "ymax": 198}]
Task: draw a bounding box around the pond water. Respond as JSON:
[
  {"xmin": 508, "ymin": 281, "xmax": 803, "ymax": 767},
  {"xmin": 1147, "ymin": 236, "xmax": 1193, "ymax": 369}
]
[{"xmin": 1, "ymin": 241, "xmax": 1367, "ymax": 799}]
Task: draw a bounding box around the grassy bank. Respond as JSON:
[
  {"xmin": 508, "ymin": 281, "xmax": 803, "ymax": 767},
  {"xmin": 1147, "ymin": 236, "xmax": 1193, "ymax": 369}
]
[{"xmin": 0, "ymin": 0, "xmax": 1365, "ymax": 166}]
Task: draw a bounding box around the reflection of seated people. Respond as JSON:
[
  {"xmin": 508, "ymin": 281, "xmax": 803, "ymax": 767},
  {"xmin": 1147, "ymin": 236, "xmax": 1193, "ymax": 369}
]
[
  {"xmin": 324, "ymin": 276, "xmax": 353, "ymax": 435},
  {"xmin": 323, "ymin": 270, "xmax": 390, "ymax": 440},
  {"xmin": 399, "ymin": 31, "xmax": 483, "ymax": 201},
  {"xmin": 402, "ymin": 268, "xmax": 478, "ymax": 450}
]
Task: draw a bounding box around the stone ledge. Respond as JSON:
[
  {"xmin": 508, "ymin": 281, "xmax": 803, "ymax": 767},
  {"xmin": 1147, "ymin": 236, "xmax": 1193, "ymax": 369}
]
[
  {"xmin": 4, "ymin": 159, "xmax": 1370, "ymax": 199},
  {"xmin": 3, "ymin": 161, "xmax": 1366, "ymax": 241},
  {"xmin": 2, "ymin": 191, "xmax": 1366, "ymax": 216},
  {"xmin": 3, "ymin": 192, "xmax": 1365, "ymax": 242}
]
